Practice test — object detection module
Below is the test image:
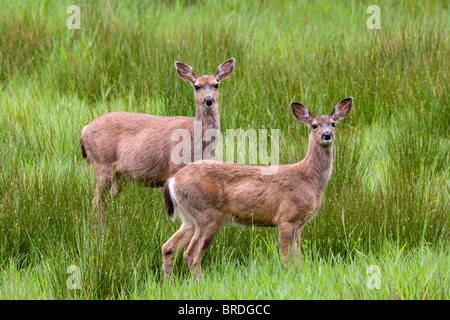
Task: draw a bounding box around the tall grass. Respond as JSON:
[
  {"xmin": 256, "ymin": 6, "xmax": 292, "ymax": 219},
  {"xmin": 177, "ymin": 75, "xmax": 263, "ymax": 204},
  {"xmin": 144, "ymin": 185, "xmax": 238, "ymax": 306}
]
[{"xmin": 0, "ymin": 0, "xmax": 448, "ymax": 299}]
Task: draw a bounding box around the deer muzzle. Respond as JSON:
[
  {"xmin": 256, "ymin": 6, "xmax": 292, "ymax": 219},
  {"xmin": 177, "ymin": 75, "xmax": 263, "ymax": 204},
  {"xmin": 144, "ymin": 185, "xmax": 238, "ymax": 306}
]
[
  {"xmin": 321, "ymin": 131, "xmax": 333, "ymax": 142},
  {"xmin": 204, "ymin": 96, "xmax": 214, "ymax": 107}
]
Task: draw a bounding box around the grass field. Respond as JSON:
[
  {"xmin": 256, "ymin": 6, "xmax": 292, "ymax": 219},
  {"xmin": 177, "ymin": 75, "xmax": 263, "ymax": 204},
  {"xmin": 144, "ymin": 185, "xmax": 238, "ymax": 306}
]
[{"xmin": 0, "ymin": 0, "xmax": 448, "ymax": 299}]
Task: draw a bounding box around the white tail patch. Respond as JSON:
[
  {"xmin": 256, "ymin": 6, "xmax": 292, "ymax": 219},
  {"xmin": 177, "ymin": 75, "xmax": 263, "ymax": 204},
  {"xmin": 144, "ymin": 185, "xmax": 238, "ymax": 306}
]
[
  {"xmin": 168, "ymin": 178, "xmax": 197, "ymax": 227},
  {"xmin": 168, "ymin": 178, "xmax": 179, "ymax": 221}
]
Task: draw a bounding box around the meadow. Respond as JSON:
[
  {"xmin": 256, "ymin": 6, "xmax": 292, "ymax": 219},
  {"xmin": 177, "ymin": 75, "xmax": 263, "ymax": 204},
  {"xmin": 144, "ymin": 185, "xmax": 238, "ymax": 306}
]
[{"xmin": 0, "ymin": 0, "xmax": 448, "ymax": 299}]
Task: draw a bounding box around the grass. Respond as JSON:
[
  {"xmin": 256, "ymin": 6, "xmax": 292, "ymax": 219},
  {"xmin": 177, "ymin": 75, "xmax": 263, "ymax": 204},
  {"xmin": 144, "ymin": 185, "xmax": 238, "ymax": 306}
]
[
  {"xmin": 0, "ymin": 0, "xmax": 448, "ymax": 299},
  {"xmin": 1, "ymin": 242, "xmax": 449, "ymax": 299}
]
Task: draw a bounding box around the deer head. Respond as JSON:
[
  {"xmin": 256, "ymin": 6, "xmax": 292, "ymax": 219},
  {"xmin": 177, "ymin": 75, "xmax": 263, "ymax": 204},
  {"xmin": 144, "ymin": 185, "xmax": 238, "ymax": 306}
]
[
  {"xmin": 175, "ymin": 58, "xmax": 235, "ymax": 109},
  {"xmin": 291, "ymin": 97, "xmax": 353, "ymax": 147}
]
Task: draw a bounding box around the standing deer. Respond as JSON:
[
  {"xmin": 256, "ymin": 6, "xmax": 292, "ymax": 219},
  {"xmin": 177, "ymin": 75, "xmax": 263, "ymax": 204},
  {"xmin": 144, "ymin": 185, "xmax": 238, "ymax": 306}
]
[
  {"xmin": 80, "ymin": 58, "xmax": 235, "ymax": 213},
  {"xmin": 162, "ymin": 97, "xmax": 353, "ymax": 276}
]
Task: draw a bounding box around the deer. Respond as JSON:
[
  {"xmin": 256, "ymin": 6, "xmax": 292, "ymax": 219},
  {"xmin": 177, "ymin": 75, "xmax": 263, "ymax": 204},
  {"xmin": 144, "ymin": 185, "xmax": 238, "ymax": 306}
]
[
  {"xmin": 80, "ymin": 58, "xmax": 235, "ymax": 215},
  {"xmin": 161, "ymin": 97, "xmax": 353, "ymax": 276}
]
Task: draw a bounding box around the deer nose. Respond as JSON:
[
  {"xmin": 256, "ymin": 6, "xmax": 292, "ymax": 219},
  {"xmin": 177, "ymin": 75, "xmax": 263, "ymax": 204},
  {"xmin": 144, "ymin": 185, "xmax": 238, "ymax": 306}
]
[
  {"xmin": 322, "ymin": 131, "xmax": 333, "ymax": 141},
  {"xmin": 204, "ymin": 96, "xmax": 214, "ymax": 107}
]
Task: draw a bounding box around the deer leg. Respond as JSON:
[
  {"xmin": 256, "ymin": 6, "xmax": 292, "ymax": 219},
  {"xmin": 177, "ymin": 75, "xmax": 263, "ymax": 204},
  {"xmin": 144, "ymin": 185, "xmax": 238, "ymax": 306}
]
[
  {"xmin": 183, "ymin": 227, "xmax": 202, "ymax": 276},
  {"xmin": 162, "ymin": 223, "xmax": 195, "ymax": 276},
  {"xmin": 292, "ymin": 226, "xmax": 303, "ymax": 266},
  {"xmin": 183, "ymin": 221, "xmax": 221, "ymax": 277},
  {"xmin": 110, "ymin": 178, "xmax": 122, "ymax": 198},
  {"xmin": 92, "ymin": 165, "xmax": 115, "ymax": 223},
  {"xmin": 92, "ymin": 180, "xmax": 109, "ymax": 213},
  {"xmin": 278, "ymin": 221, "xmax": 299, "ymax": 271}
]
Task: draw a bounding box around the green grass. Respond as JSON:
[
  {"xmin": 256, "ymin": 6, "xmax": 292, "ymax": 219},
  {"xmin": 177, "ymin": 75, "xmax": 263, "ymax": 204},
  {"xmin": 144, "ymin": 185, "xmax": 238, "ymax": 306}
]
[
  {"xmin": 0, "ymin": 0, "xmax": 448, "ymax": 299},
  {"xmin": 1, "ymin": 242, "xmax": 449, "ymax": 299}
]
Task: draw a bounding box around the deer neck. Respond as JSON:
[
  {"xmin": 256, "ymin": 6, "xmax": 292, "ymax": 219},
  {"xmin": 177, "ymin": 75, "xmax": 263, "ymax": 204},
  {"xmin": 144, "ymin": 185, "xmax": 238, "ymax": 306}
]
[
  {"xmin": 189, "ymin": 104, "xmax": 220, "ymax": 161},
  {"xmin": 299, "ymin": 134, "xmax": 334, "ymax": 195},
  {"xmin": 193, "ymin": 104, "xmax": 220, "ymax": 132}
]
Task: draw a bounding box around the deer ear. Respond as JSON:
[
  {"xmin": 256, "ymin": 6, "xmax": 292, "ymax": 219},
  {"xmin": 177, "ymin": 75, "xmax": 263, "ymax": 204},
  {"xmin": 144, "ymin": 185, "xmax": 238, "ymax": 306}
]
[
  {"xmin": 291, "ymin": 102, "xmax": 312, "ymax": 125},
  {"xmin": 215, "ymin": 58, "xmax": 235, "ymax": 82},
  {"xmin": 175, "ymin": 61, "xmax": 197, "ymax": 85},
  {"xmin": 330, "ymin": 97, "xmax": 353, "ymax": 121}
]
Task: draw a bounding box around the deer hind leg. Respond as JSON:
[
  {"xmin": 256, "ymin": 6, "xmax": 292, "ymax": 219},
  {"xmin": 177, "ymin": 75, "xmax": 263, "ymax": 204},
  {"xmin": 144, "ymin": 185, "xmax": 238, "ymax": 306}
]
[
  {"xmin": 162, "ymin": 222, "xmax": 195, "ymax": 276},
  {"xmin": 92, "ymin": 180, "xmax": 108, "ymax": 213},
  {"xmin": 183, "ymin": 227, "xmax": 202, "ymax": 276},
  {"xmin": 278, "ymin": 221, "xmax": 300, "ymax": 271},
  {"xmin": 183, "ymin": 219, "xmax": 222, "ymax": 277},
  {"xmin": 91, "ymin": 164, "xmax": 116, "ymax": 220},
  {"xmin": 110, "ymin": 176, "xmax": 122, "ymax": 198}
]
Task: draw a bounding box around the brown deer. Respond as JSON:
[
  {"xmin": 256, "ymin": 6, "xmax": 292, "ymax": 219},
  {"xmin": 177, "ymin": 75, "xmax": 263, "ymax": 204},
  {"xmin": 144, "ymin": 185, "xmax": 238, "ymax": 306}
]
[
  {"xmin": 162, "ymin": 97, "xmax": 353, "ymax": 276},
  {"xmin": 80, "ymin": 58, "xmax": 235, "ymax": 213}
]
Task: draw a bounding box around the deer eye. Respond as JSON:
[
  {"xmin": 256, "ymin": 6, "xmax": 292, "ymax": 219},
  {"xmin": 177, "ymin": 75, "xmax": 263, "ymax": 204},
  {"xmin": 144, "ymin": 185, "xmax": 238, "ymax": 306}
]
[
  {"xmin": 312, "ymin": 124, "xmax": 318, "ymax": 130},
  {"xmin": 214, "ymin": 83, "xmax": 219, "ymax": 89},
  {"xmin": 331, "ymin": 122, "xmax": 336, "ymax": 127},
  {"xmin": 194, "ymin": 85, "xmax": 200, "ymax": 90}
]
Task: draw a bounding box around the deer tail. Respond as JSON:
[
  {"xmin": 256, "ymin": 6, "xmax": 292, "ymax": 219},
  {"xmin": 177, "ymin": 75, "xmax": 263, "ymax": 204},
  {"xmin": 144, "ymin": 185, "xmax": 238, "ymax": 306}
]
[{"xmin": 164, "ymin": 179, "xmax": 175, "ymax": 220}]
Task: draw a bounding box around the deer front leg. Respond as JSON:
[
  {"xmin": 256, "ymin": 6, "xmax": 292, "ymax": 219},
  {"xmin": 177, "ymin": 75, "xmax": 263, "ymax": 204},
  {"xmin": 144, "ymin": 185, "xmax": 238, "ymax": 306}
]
[
  {"xmin": 292, "ymin": 226, "xmax": 303, "ymax": 266},
  {"xmin": 278, "ymin": 221, "xmax": 300, "ymax": 271}
]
